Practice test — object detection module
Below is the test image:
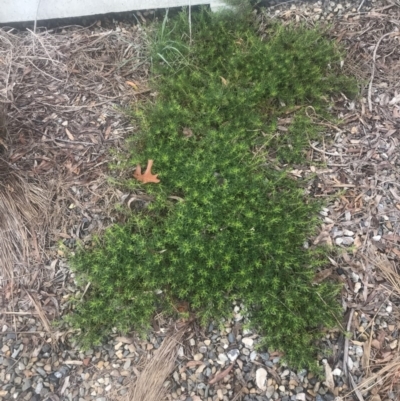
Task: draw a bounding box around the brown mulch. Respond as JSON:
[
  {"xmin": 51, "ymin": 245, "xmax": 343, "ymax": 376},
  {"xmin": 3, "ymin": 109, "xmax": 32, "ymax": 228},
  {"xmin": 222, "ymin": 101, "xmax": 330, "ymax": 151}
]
[
  {"xmin": 0, "ymin": 20, "xmax": 150, "ymax": 284},
  {"xmin": 1, "ymin": 3, "xmax": 400, "ymax": 401},
  {"xmin": 262, "ymin": 1, "xmax": 400, "ymax": 399}
]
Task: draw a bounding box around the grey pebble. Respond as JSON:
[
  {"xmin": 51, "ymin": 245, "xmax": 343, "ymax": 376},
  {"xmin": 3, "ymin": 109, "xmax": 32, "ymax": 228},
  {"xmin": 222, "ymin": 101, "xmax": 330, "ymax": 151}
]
[
  {"xmin": 199, "ymin": 345, "xmax": 208, "ymax": 353},
  {"xmin": 228, "ymin": 332, "xmax": 236, "ymax": 343},
  {"xmin": 227, "ymin": 349, "xmax": 240, "ymax": 362},
  {"xmin": 35, "ymin": 381, "xmax": 43, "ymax": 394},
  {"xmin": 35, "ymin": 367, "xmax": 47, "ymax": 377},
  {"xmin": 242, "ymin": 347, "xmax": 250, "ymax": 356},
  {"xmin": 22, "ymin": 379, "xmax": 32, "ymax": 391},
  {"xmin": 208, "ymin": 351, "xmax": 216, "ymax": 359}
]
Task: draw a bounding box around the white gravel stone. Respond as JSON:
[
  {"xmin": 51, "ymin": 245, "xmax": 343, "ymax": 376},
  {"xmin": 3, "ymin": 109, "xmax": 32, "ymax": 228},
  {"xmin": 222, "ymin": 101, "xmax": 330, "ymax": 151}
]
[
  {"xmin": 355, "ymin": 346, "xmax": 363, "ymax": 357},
  {"xmin": 218, "ymin": 353, "xmax": 229, "ymax": 364},
  {"xmin": 242, "ymin": 337, "xmax": 254, "ymax": 348},
  {"xmin": 255, "ymin": 368, "xmax": 267, "ymax": 391},
  {"xmin": 347, "ymin": 357, "xmax": 354, "ymax": 371},
  {"xmin": 227, "ymin": 349, "xmax": 240, "ymax": 362}
]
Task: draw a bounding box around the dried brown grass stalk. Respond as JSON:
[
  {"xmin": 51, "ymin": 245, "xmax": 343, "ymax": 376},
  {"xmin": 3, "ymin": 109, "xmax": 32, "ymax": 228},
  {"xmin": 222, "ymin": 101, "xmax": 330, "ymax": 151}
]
[
  {"xmin": 0, "ymin": 106, "xmax": 49, "ymax": 280},
  {"xmin": 123, "ymin": 324, "xmax": 188, "ymax": 401},
  {"xmin": 0, "ymin": 158, "xmax": 50, "ymax": 280}
]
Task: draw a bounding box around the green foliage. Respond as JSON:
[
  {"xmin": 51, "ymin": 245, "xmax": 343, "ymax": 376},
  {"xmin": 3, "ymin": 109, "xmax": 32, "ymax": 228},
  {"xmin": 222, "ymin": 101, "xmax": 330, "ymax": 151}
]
[{"xmin": 66, "ymin": 7, "xmax": 356, "ymax": 371}]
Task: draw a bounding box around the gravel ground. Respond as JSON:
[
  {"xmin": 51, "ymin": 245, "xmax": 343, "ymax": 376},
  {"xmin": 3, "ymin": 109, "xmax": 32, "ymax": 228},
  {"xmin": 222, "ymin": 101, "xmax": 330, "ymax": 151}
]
[{"xmin": 2, "ymin": 0, "xmax": 400, "ymax": 400}]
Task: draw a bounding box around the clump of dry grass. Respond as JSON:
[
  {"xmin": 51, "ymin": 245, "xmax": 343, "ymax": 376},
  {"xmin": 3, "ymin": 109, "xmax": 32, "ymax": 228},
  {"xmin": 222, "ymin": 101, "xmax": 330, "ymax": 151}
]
[
  {"xmin": 124, "ymin": 324, "xmax": 188, "ymax": 401},
  {"xmin": 0, "ymin": 105, "xmax": 50, "ymax": 280}
]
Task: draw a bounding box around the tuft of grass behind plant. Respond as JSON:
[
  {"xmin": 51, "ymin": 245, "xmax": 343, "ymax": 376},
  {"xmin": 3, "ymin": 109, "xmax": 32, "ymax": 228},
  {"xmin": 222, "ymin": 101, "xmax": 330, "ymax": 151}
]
[{"xmin": 65, "ymin": 6, "xmax": 357, "ymax": 371}]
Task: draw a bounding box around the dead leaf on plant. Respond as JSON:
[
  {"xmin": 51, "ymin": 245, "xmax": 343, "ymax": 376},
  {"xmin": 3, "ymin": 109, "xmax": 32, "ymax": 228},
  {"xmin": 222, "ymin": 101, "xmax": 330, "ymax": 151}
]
[
  {"xmin": 183, "ymin": 127, "xmax": 193, "ymax": 138},
  {"xmin": 220, "ymin": 76, "xmax": 228, "ymax": 86},
  {"xmin": 313, "ymin": 268, "xmax": 333, "ymax": 284},
  {"xmin": 133, "ymin": 159, "xmax": 160, "ymax": 184}
]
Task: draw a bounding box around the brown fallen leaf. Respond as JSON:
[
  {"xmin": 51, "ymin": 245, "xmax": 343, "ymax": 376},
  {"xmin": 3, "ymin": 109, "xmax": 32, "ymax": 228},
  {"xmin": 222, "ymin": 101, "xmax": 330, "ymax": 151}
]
[
  {"xmin": 186, "ymin": 361, "xmax": 204, "ymax": 368},
  {"xmin": 133, "ymin": 159, "xmax": 160, "ymax": 184},
  {"xmin": 126, "ymin": 80, "xmax": 139, "ymax": 90},
  {"xmin": 313, "ymin": 268, "xmax": 332, "ymax": 284},
  {"xmin": 209, "ymin": 363, "xmax": 234, "ymax": 385}
]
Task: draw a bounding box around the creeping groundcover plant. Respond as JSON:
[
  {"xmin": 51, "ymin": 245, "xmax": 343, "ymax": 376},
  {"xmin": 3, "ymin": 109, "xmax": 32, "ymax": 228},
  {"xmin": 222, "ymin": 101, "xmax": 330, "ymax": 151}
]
[{"xmin": 65, "ymin": 6, "xmax": 357, "ymax": 371}]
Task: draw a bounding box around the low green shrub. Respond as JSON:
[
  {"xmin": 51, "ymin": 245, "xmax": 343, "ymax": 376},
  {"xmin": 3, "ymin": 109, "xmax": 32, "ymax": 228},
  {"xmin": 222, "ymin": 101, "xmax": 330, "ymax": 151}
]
[{"xmin": 66, "ymin": 6, "xmax": 356, "ymax": 371}]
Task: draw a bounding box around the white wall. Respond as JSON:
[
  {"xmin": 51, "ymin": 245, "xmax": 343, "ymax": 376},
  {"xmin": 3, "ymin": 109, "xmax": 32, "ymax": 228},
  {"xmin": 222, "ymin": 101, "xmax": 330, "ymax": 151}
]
[{"xmin": 0, "ymin": 0, "xmax": 227, "ymax": 24}]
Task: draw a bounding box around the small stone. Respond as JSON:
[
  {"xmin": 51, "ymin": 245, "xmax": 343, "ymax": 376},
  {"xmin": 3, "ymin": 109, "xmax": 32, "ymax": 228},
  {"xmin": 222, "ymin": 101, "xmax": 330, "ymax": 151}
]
[
  {"xmin": 335, "ymin": 237, "xmax": 343, "ymax": 245},
  {"xmin": 242, "ymin": 338, "xmax": 254, "ymax": 348},
  {"xmin": 199, "ymin": 345, "xmax": 208, "ymax": 353},
  {"xmin": 204, "ymin": 340, "xmax": 211, "ymax": 346},
  {"xmin": 354, "ymin": 282, "xmax": 362, "ymax": 293},
  {"xmin": 256, "ymin": 368, "xmax": 268, "ymax": 391},
  {"xmin": 123, "ymin": 359, "xmax": 131, "ymax": 370},
  {"xmin": 22, "ymin": 379, "xmax": 31, "ymax": 391},
  {"xmin": 389, "ymin": 340, "xmax": 398, "ymax": 349},
  {"xmin": 354, "ymin": 346, "xmax": 363, "ymax": 357},
  {"xmin": 296, "ymin": 394, "xmax": 306, "ymax": 401},
  {"xmin": 193, "ymin": 353, "xmax": 203, "ymax": 361},
  {"xmin": 173, "ymin": 371, "xmax": 179, "ymax": 382},
  {"xmin": 218, "ymin": 354, "xmax": 229, "ymax": 364},
  {"xmin": 342, "ymin": 237, "xmax": 354, "ymax": 246},
  {"xmin": 227, "ymin": 349, "xmax": 240, "ymax": 362},
  {"xmin": 387, "ymin": 304, "xmax": 393, "ymax": 313},
  {"xmin": 35, "ymin": 368, "xmax": 47, "ymax": 377},
  {"xmin": 190, "ymin": 339, "xmax": 196, "ymax": 346},
  {"xmin": 343, "ymin": 229, "xmax": 354, "ymax": 236},
  {"xmin": 35, "ymin": 382, "xmax": 43, "ymax": 394},
  {"xmin": 228, "ymin": 333, "xmax": 235, "ymax": 343},
  {"xmin": 266, "ymin": 385, "xmax": 275, "ymax": 398},
  {"xmin": 351, "ymin": 272, "xmax": 360, "ymax": 282},
  {"xmin": 347, "ymin": 357, "xmax": 354, "ymax": 371},
  {"xmin": 372, "ymin": 235, "xmax": 382, "ymax": 241},
  {"xmin": 242, "ymin": 348, "xmax": 250, "ymax": 356},
  {"xmin": 250, "ymin": 351, "xmax": 257, "ymax": 361},
  {"xmin": 332, "ymin": 368, "xmax": 342, "ymax": 376}
]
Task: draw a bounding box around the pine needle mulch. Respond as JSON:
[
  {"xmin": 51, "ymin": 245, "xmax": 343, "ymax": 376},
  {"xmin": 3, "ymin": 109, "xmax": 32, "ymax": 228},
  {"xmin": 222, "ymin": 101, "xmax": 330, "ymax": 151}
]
[{"xmin": 0, "ymin": 21, "xmax": 149, "ymax": 287}]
